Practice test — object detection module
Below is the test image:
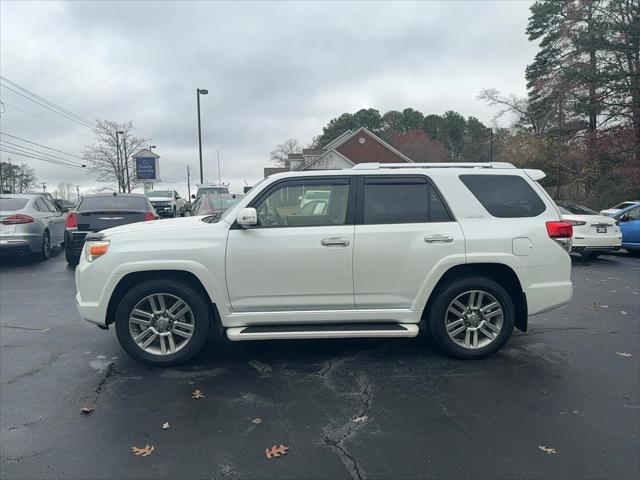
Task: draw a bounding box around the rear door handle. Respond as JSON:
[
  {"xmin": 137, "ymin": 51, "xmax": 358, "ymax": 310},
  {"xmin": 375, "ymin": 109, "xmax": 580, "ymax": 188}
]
[
  {"xmin": 321, "ymin": 237, "xmax": 350, "ymax": 247},
  {"xmin": 424, "ymin": 234, "xmax": 453, "ymax": 243}
]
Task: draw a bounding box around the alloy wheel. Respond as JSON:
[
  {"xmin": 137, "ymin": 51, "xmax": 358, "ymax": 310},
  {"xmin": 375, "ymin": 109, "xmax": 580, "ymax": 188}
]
[
  {"xmin": 128, "ymin": 293, "xmax": 195, "ymax": 356},
  {"xmin": 445, "ymin": 290, "xmax": 504, "ymax": 349}
]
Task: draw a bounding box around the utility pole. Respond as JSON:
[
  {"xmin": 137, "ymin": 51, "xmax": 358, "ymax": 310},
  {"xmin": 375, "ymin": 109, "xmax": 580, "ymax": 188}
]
[
  {"xmin": 115, "ymin": 130, "xmax": 124, "ymax": 193},
  {"xmin": 122, "ymin": 134, "xmax": 130, "ymax": 193},
  {"xmin": 9, "ymin": 158, "xmax": 15, "ymax": 193},
  {"xmin": 41, "ymin": 182, "xmax": 47, "ymax": 193},
  {"xmin": 217, "ymin": 149, "xmax": 222, "ymax": 203},
  {"xmin": 186, "ymin": 165, "xmax": 191, "ymax": 201},
  {"xmin": 75, "ymin": 185, "xmax": 80, "ymax": 204}
]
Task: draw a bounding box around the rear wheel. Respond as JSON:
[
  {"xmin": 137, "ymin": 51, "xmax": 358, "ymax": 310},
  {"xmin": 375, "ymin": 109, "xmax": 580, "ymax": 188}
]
[
  {"xmin": 65, "ymin": 243, "xmax": 79, "ymax": 266},
  {"xmin": 427, "ymin": 277, "xmax": 515, "ymax": 359},
  {"xmin": 115, "ymin": 279, "xmax": 211, "ymax": 366},
  {"xmin": 37, "ymin": 231, "xmax": 51, "ymax": 261}
]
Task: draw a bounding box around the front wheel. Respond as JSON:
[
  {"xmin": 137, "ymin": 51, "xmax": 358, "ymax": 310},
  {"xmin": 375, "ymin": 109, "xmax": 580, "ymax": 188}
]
[
  {"xmin": 115, "ymin": 279, "xmax": 211, "ymax": 366},
  {"xmin": 427, "ymin": 277, "xmax": 515, "ymax": 359}
]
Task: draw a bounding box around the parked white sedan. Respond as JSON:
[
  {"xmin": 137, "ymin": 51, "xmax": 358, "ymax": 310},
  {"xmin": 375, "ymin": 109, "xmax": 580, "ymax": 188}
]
[
  {"xmin": 557, "ymin": 201, "xmax": 622, "ymax": 258},
  {"xmin": 600, "ymin": 200, "xmax": 640, "ymax": 217}
]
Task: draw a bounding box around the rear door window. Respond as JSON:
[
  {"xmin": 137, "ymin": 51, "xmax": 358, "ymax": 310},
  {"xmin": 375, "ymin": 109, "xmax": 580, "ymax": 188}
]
[
  {"xmin": 79, "ymin": 196, "xmax": 149, "ymax": 211},
  {"xmin": 360, "ymin": 176, "xmax": 453, "ymax": 224},
  {"xmin": 460, "ymin": 174, "xmax": 546, "ymax": 218}
]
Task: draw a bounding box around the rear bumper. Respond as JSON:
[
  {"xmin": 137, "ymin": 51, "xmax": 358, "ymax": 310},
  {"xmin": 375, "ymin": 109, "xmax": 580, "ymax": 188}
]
[
  {"xmin": 0, "ymin": 236, "xmax": 40, "ymax": 255},
  {"xmin": 66, "ymin": 231, "xmax": 88, "ymax": 257},
  {"xmin": 572, "ymin": 234, "xmax": 621, "ymax": 250},
  {"xmin": 526, "ymin": 280, "xmax": 573, "ymax": 315}
]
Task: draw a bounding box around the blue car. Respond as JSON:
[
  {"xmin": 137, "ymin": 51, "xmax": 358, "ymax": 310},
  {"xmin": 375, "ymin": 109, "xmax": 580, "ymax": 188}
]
[{"xmin": 614, "ymin": 204, "xmax": 640, "ymax": 255}]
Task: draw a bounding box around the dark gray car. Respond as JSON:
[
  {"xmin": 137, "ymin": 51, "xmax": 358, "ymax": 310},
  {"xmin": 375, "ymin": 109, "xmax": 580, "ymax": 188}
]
[{"xmin": 0, "ymin": 194, "xmax": 66, "ymax": 260}]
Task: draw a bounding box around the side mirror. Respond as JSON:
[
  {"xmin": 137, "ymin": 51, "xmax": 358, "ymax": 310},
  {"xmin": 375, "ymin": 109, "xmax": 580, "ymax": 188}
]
[
  {"xmin": 237, "ymin": 207, "xmax": 257, "ymax": 227},
  {"xmin": 191, "ymin": 194, "xmax": 196, "ymax": 199}
]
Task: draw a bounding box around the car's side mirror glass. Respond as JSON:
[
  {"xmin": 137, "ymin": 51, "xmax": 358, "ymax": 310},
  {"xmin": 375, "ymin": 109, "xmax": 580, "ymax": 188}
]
[
  {"xmin": 237, "ymin": 207, "xmax": 257, "ymax": 227},
  {"xmin": 191, "ymin": 194, "xmax": 196, "ymax": 199}
]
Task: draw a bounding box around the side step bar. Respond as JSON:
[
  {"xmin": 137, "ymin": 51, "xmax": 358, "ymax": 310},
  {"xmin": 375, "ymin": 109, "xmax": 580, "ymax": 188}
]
[{"xmin": 226, "ymin": 323, "xmax": 419, "ymax": 341}]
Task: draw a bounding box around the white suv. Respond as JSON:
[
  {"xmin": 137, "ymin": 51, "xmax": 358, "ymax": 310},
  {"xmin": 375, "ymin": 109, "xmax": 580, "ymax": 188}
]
[{"xmin": 75, "ymin": 163, "xmax": 573, "ymax": 366}]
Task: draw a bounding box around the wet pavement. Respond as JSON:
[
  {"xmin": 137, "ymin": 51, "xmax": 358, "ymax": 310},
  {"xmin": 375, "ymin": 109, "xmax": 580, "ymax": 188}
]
[{"xmin": 1, "ymin": 250, "xmax": 639, "ymax": 479}]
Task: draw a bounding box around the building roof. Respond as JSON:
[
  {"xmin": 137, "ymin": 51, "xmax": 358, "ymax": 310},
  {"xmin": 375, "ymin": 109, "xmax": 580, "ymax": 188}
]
[{"xmin": 323, "ymin": 127, "xmax": 413, "ymax": 163}]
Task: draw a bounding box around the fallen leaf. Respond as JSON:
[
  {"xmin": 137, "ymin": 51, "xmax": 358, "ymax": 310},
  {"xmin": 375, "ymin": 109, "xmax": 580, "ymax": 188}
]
[
  {"xmin": 131, "ymin": 444, "xmax": 155, "ymax": 456},
  {"xmin": 265, "ymin": 444, "xmax": 289, "ymax": 459},
  {"xmin": 80, "ymin": 406, "xmax": 95, "ymax": 414},
  {"xmin": 192, "ymin": 389, "xmax": 205, "ymax": 399},
  {"xmin": 162, "ymin": 422, "xmax": 170, "ymax": 430},
  {"xmin": 600, "ymin": 305, "xmax": 609, "ymax": 308},
  {"xmin": 620, "ymin": 311, "xmax": 628, "ymax": 315},
  {"xmin": 352, "ymin": 415, "xmax": 368, "ymax": 423},
  {"xmin": 538, "ymin": 445, "xmax": 557, "ymax": 454},
  {"xmin": 540, "ymin": 390, "xmax": 548, "ymax": 395},
  {"xmin": 616, "ymin": 352, "xmax": 633, "ymax": 358},
  {"xmin": 252, "ymin": 418, "xmax": 262, "ymax": 424}
]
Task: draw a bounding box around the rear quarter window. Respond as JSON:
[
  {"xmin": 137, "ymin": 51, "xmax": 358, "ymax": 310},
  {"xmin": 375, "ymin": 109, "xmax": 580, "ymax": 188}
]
[
  {"xmin": 459, "ymin": 174, "xmax": 546, "ymax": 218},
  {"xmin": 79, "ymin": 196, "xmax": 149, "ymax": 211}
]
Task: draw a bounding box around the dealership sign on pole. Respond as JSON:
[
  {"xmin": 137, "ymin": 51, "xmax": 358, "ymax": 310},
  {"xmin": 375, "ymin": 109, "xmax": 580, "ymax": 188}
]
[{"xmin": 132, "ymin": 149, "xmax": 160, "ymax": 191}]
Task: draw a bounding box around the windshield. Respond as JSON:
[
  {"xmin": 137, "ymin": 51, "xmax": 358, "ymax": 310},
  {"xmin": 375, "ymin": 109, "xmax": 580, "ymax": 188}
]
[
  {"xmin": 146, "ymin": 191, "xmax": 172, "ymax": 198},
  {"xmin": 0, "ymin": 197, "xmax": 29, "ymax": 211},
  {"xmin": 613, "ymin": 202, "xmax": 636, "ymax": 209},
  {"xmin": 197, "ymin": 187, "xmax": 229, "ymax": 196},
  {"xmin": 220, "ymin": 177, "xmax": 268, "ymax": 222},
  {"xmin": 557, "ymin": 203, "xmax": 597, "ymax": 215}
]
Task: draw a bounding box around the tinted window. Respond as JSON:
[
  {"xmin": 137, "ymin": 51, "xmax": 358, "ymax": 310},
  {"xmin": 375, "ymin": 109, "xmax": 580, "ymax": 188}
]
[
  {"xmin": 557, "ymin": 202, "xmax": 597, "ymax": 215},
  {"xmin": 255, "ymin": 180, "xmax": 350, "ymax": 227},
  {"xmin": 0, "ymin": 198, "xmax": 28, "ymax": 211},
  {"xmin": 362, "ymin": 177, "xmax": 453, "ymax": 224},
  {"xmin": 79, "ymin": 196, "xmax": 148, "ymax": 211},
  {"xmin": 460, "ymin": 174, "xmax": 546, "ymax": 218},
  {"xmin": 625, "ymin": 207, "xmax": 640, "ymax": 221}
]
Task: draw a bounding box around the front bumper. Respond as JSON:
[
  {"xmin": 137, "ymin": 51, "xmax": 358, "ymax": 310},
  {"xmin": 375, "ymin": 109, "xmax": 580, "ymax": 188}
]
[
  {"xmin": 152, "ymin": 205, "xmax": 174, "ymax": 217},
  {"xmin": 75, "ymin": 258, "xmax": 111, "ymax": 326}
]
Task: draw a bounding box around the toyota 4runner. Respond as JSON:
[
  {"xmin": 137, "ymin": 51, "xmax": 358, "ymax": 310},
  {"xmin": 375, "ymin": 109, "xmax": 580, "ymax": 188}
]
[{"xmin": 75, "ymin": 162, "xmax": 573, "ymax": 366}]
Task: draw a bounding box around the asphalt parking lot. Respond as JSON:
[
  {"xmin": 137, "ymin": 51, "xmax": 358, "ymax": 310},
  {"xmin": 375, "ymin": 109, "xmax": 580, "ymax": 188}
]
[{"xmin": 1, "ymin": 251, "xmax": 639, "ymax": 480}]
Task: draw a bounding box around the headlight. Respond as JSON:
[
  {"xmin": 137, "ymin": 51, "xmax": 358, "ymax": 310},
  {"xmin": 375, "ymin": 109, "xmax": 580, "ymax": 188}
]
[{"xmin": 85, "ymin": 240, "xmax": 110, "ymax": 262}]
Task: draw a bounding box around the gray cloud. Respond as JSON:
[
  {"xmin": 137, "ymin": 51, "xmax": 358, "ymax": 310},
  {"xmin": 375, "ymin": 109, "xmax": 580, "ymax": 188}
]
[{"xmin": 1, "ymin": 0, "xmax": 536, "ymax": 195}]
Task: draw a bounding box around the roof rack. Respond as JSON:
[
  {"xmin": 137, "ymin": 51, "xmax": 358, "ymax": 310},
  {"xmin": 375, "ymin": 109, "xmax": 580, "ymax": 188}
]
[{"xmin": 351, "ymin": 162, "xmax": 516, "ymax": 170}]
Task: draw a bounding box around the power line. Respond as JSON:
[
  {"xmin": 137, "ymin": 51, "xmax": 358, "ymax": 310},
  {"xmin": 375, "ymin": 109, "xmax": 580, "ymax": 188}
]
[
  {"xmin": 0, "ymin": 76, "xmax": 94, "ymax": 127},
  {"xmin": 0, "ymin": 140, "xmax": 84, "ymax": 166},
  {"xmin": 0, "ymin": 131, "xmax": 84, "ymax": 160},
  {"xmin": 0, "ymin": 145, "xmax": 84, "ymax": 168},
  {"xmin": 0, "ymin": 83, "xmax": 94, "ymax": 129},
  {"xmin": 0, "ymin": 148, "xmax": 87, "ymax": 171},
  {"xmin": 1, "ymin": 102, "xmax": 94, "ymax": 139}
]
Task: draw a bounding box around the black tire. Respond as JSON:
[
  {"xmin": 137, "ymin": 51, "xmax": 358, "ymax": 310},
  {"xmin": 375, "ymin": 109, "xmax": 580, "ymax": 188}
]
[
  {"xmin": 427, "ymin": 276, "xmax": 515, "ymax": 360},
  {"xmin": 37, "ymin": 231, "xmax": 51, "ymax": 261},
  {"xmin": 115, "ymin": 279, "xmax": 212, "ymax": 366},
  {"xmin": 65, "ymin": 244, "xmax": 79, "ymax": 266}
]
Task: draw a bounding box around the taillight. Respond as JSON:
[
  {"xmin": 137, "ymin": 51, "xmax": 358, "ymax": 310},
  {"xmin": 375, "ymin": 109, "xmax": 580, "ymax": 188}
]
[
  {"xmin": 1, "ymin": 214, "xmax": 34, "ymax": 225},
  {"xmin": 546, "ymin": 220, "xmax": 573, "ymax": 253},
  {"xmin": 566, "ymin": 220, "xmax": 586, "ymax": 226},
  {"xmin": 546, "ymin": 220, "xmax": 573, "ymax": 238},
  {"xmin": 66, "ymin": 212, "xmax": 77, "ymax": 229},
  {"xmin": 144, "ymin": 211, "xmax": 158, "ymax": 221}
]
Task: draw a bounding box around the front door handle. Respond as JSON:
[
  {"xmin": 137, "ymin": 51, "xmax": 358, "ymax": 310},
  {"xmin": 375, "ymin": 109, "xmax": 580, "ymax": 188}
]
[
  {"xmin": 321, "ymin": 237, "xmax": 350, "ymax": 247},
  {"xmin": 424, "ymin": 234, "xmax": 454, "ymax": 243}
]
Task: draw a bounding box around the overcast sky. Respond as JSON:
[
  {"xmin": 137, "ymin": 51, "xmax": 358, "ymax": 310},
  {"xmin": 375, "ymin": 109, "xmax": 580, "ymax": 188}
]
[{"xmin": 0, "ymin": 0, "xmax": 537, "ymax": 196}]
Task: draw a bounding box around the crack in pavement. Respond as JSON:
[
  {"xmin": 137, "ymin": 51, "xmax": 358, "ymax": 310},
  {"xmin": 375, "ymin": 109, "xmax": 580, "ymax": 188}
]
[
  {"xmin": 323, "ymin": 375, "xmax": 372, "ymax": 480},
  {"xmin": 82, "ymin": 363, "xmax": 127, "ymax": 404},
  {"xmin": 1, "ymin": 324, "xmax": 51, "ymax": 332}
]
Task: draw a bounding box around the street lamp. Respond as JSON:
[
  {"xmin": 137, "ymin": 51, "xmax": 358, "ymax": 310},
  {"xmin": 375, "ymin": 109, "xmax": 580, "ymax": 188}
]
[{"xmin": 196, "ymin": 88, "xmax": 208, "ymax": 183}]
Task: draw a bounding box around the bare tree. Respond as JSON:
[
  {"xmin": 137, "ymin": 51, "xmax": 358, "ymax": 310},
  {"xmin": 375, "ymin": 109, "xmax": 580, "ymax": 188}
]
[
  {"xmin": 477, "ymin": 88, "xmax": 553, "ymax": 135},
  {"xmin": 83, "ymin": 119, "xmax": 149, "ymax": 192},
  {"xmin": 270, "ymin": 138, "xmax": 301, "ymax": 166}
]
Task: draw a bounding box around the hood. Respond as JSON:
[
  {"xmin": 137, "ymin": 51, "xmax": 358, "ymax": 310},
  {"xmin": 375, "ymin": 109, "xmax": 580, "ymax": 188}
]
[{"xmin": 100, "ymin": 215, "xmax": 207, "ymax": 238}]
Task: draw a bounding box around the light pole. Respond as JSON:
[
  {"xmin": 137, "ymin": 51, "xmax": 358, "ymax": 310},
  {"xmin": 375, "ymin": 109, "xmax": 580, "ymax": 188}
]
[
  {"xmin": 115, "ymin": 130, "xmax": 124, "ymax": 192},
  {"xmin": 196, "ymin": 88, "xmax": 208, "ymax": 183}
]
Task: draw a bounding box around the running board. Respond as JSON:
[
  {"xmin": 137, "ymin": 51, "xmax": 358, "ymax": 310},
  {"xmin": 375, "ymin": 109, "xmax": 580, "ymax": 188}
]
[{"xmin": 226, "ymin": 323, "xmax": 419, "ymax": 341}]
